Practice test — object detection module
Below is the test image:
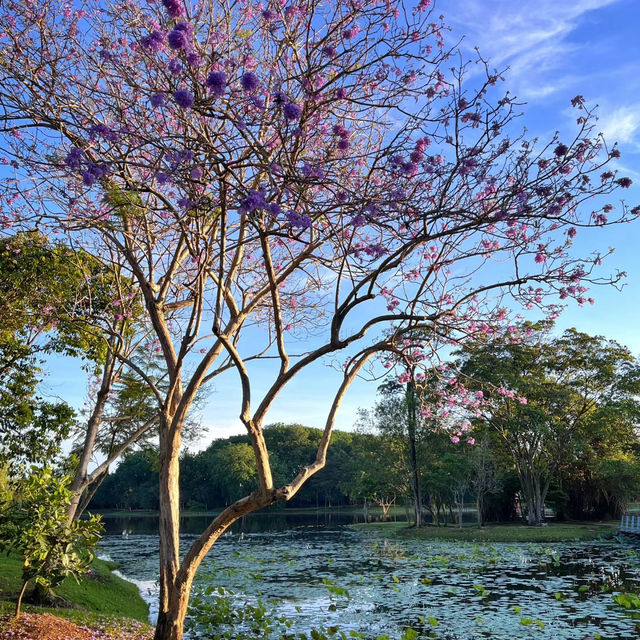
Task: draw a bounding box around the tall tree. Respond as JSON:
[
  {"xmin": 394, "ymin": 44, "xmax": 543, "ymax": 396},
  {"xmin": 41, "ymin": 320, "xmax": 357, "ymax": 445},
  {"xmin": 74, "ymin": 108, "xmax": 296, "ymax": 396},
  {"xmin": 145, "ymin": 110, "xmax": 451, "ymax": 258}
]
[
  {"xmin": 0, "ymin": 232, "xmax": 158, "ymax": 517},
  {"xmin": 457, "ymin": 326, "xmax": 640, "ymax": 524},
  {"xmin": 1, "ymin": 1, "xmax": 638, "ymax": 637}
]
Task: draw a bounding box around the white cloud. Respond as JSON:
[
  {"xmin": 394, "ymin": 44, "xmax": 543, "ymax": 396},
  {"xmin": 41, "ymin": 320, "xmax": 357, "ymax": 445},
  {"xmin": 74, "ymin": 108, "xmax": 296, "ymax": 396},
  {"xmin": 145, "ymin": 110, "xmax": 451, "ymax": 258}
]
[
  {"xmin": 443, "ymin": 0, "xmax": 623, "ymax": 100},
  {"xmin": 598, "ymin": 104, "xmax": 640, "ymax": 145}
]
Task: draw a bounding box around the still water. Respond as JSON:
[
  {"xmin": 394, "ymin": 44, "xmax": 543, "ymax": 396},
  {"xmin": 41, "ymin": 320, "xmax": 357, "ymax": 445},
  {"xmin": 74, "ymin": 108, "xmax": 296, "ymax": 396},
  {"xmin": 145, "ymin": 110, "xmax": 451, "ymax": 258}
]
[{"xmin": 99, "ymin": 512, "xmax": 640, "ymax": 640}]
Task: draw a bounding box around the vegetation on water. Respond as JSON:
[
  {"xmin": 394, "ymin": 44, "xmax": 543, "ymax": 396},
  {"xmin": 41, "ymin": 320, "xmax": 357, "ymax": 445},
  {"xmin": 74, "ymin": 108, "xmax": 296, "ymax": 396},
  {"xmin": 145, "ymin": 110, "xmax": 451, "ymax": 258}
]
[
  {"xmin": 352, "ymin": 520, "xmax": 619, "ymax": 542},
  {"xmin": 102, "ymin": 524, "xmax": 640, "ymax": 640}
]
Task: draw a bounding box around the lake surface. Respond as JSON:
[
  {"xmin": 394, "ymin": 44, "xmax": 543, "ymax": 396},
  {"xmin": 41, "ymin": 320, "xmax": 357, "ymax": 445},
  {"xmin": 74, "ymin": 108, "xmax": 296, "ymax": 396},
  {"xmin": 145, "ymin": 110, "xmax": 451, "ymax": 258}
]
[{"xmin": 99, "ymin": 513, "xmax": 640, "ymax": 640}]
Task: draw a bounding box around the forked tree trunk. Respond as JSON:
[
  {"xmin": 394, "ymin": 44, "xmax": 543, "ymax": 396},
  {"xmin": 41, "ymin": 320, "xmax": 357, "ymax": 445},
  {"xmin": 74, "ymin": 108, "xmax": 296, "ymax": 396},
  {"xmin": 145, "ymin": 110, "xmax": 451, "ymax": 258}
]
[{"xmin": 153, "ymin": 492, "xmax": 275, "ymax": 640}]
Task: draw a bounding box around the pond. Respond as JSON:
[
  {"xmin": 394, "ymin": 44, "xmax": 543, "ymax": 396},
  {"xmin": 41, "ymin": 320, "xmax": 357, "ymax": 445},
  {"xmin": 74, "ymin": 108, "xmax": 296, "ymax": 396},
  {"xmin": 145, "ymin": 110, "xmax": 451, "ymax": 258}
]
[{"xmin": 99, "ymin": 513, "xmax": 640, "ymax": 640}]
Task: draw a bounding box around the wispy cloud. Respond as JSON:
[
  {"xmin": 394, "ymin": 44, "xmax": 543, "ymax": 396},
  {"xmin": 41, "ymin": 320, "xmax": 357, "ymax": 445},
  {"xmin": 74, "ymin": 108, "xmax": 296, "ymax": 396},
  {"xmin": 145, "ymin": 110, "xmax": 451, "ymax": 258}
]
[
  {"xmin": 598, "ymin": 104, "xmax": 640, "ymax": 146},
  {"xmin": 442, "ymin": 0, "xmax": 623, "ymax": 100}
]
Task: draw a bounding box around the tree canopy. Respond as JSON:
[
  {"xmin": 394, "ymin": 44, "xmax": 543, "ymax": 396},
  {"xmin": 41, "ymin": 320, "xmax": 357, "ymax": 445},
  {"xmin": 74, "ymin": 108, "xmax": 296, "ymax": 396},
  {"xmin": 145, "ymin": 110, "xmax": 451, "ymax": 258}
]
[{"xmin": 1, "ymin": 0, "xmax": 638, "ymax": 637}]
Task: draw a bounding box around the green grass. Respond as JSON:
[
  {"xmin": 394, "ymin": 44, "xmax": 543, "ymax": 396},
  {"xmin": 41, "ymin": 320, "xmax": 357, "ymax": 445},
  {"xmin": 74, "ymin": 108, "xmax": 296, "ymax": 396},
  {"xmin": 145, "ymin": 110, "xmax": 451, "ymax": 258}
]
[
  {"xmin": 0, "ymin": 553, "xmax": 149, "ymax": 625},
  {"xmin": 352, "ymin": 520, "xmax": 619, "ymax": 542}
]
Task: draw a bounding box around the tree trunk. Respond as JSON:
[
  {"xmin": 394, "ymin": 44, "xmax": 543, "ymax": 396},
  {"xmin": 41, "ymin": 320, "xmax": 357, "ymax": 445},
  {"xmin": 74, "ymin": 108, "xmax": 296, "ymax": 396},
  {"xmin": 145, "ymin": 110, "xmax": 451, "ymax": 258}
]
[
  {"xmin": 524, "ymin": 470, "xmax": 543, "ymax": 525},
  {"xmin": 67, "ymin": 349, "xmax": 116, "ymax": 522},
  {"xmin": 405, "ymin": 381, "xmax": 422, "ymax": 527},
  {"xmin": 476, "ymin": 494, "xmax": 483, "ymax": 528},
  {"xmin": 15, "ymin": 578, "xmax": 28, "ymax": 619},
  {"xmin": 156, "ymin": 420, "xmax": 182, "ymax": 635}
]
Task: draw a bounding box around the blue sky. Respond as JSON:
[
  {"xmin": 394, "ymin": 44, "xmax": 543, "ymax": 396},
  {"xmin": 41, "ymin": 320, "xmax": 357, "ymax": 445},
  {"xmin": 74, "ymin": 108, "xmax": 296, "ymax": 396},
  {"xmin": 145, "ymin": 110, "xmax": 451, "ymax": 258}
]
[{"xmin": 47, "ymin": 0, "xmax": 640, "ymax": 451}]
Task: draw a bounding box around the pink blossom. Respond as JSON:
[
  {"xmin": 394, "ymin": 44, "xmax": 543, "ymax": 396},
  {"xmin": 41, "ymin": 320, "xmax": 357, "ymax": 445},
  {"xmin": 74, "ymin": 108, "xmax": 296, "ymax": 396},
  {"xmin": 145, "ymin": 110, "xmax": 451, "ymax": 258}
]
[{"xmin": 450, "ymin": 436, "xmax": 460, "ymax": 443}]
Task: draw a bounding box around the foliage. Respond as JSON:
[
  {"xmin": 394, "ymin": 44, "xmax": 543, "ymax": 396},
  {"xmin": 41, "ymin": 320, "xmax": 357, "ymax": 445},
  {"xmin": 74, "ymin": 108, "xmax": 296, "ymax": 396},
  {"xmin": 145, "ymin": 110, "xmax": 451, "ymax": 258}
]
[
  {"xmin": 2, "ymin": 0, "xmax": 638, "ymax": 635},
  {"xmin": 456, "ymin": 325, "xmax": 640, "ymax": 524},
  {"xmin": 0, "ymin": 467, "xmax": 102, "ymax": 617},
  {"xmin": 0, "ymin": 555, "xmax": 150, "ymax": 624}
]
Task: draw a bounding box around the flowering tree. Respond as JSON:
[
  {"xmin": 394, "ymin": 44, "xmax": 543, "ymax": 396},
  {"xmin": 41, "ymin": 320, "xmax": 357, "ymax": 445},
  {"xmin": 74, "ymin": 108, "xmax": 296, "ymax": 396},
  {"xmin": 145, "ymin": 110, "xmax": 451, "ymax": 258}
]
[
  {"xmin": 0, "ymin": 0, "xmax": 637, "ymax": 637},
  {"xmin": 456, "ymin": 326, "xmax": 640, "ymax": 525}
]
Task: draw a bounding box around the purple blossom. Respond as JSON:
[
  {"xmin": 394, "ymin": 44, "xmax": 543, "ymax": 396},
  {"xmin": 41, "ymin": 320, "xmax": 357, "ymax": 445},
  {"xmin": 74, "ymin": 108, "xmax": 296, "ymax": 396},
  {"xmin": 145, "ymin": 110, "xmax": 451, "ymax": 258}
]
[
  {"xmin": 402, "ymin": 161, "xmax": 418, "ymax": 176},
  {"xmin": 336, "ymin": 87, "xmax": 347, "ymax": 100},
  {"xmin": 238, "ymin": 188, "xmax": 268, "ymax": 214},
  {"xmin": 150, "ymin": 93, "xmax": 165, "ymax": 107},
  {"xmin": 461, "ymin": 112, "xmax": 482, "ymax": 125},
  {"xmin": 174, "ymin": 89, "xmax": 194, "ymax": 109},
  {"xmin": 89, "ymin": 123, "xmax": 117, "ymax": 141},
  {"xmin": 241, "ymin": 71, "xmax": 259, "ymax": 93},
  {"xmin": 162, "ymin": 0, "xmax": 185, "ymax": 19},
  {"xmin": 187, "ymin": 52, "xmax": 203, "ymax": 67},
  {"xmin": 206, "ymin": 71, "xmax": 227, "ymax": 98},
  {"xmin": 343, "ymin": 27, "xmax": 356, "ymax": 40},
  {"xmin": 284, "ymin": 5, "xmax": 298, "ymax": 21},
  {"xmin": 87, "ymin": 162, "xmax": 110, "ymax": 179},
  {"xmin": 389, "ymin": 188, "xmax": 406, "ymax": 202},
  {"xmin": 168, "ymin": 23, "xmax": 190, "ymax": 50},
  {"xmin": 168, "ymin": 58, "xmax": 183, "ymax": 75},
  {"xmin": 337, "ymin": 137, "xmax": 350, "ymax": 151},
  {"xmin": 141, "ymin": 30, "xmax": 164, "ymax": 52},
  {"xmin": 272, "ymin": 90, "xmax": 287, "ymax": 104},
  {"xmin": 616, "ymin": 177, "xmax": 633, "ymax": 188},
  {"xmin": 268, "ymin": 202, "xmax": 282, "ymax": 216},
  {"xmin": 261, "ymin": 9, "xmax": 277, "ymax": 21},
  {"xmin": 177, "ymin": 197, "xmax": 196, "ymax": 210},
  {"xmin": 300, "ymin": 163, "xmax": 324, "ymax": 179},
  {"xmin": 283, "ymin": 103, "xmax": 302, "ymax": 121},
  {"xmin": 81, "ymin": 171, "xmax": 95, "ymax": 186},
  {"xmin": 332, "ymin": 124, "xmax": 349, "ymax": 137},
  {"xmin": 65, "ymin": 147, "xmax": 84, "ymax": 169},
  {"xmin": 554, "ymin": 143, "xmax": 569, "ymax": 157},
  {"xmin": 322, "ymin": 45, "xmax": 337, "ymax": 57},
  {"xmin": 365, "ymin": 243, "xmax": 386, "ymax": 259},
  {"xmin": 156, "ymin": 172, "xmax": 170, "ymax": 184},
  {"xmin": 286, "ymin": 210, "xmax": 312, "ymax": 229}
]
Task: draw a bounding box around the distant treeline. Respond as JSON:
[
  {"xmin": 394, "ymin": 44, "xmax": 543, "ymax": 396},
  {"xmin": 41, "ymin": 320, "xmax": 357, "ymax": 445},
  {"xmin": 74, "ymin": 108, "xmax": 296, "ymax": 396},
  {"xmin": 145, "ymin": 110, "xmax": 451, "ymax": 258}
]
[
  {"xmin": 89, "ymin": 421, "xmax": 629, "ymax": 522},
  {"xmin": 91, "ymin": 424, "xmax": 367, "ymax": 512}
]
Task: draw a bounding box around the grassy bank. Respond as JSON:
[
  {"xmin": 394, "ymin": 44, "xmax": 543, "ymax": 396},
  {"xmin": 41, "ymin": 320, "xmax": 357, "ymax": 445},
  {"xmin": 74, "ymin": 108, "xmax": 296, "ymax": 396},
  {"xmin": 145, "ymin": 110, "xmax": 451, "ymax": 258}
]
[
  {"xmin": 0, "ymin": 553, "xmax": 150, "ymax": 636},
  {"xmin": 352, "ymin": 520, "xmax": 619, "ymax": 542}
]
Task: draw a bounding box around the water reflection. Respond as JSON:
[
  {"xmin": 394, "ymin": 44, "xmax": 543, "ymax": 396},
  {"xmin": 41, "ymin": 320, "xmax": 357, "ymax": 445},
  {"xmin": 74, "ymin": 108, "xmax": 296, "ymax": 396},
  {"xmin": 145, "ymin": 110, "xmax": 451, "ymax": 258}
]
[{"xmin": 99, "ymin": 508, "xmax": 405, "ymax": 536}]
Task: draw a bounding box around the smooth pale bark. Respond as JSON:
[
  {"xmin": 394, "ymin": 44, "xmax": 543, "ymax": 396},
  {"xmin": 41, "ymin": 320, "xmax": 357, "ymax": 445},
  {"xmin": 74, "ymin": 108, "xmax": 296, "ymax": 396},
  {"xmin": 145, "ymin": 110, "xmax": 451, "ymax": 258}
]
[
  {"xmin": 152, "ymin": 353, "xmax": 372, "ymax": 640},
  {"xmin": 67, "ymin": 349, "xmax": 116, "ymax": 522}
]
